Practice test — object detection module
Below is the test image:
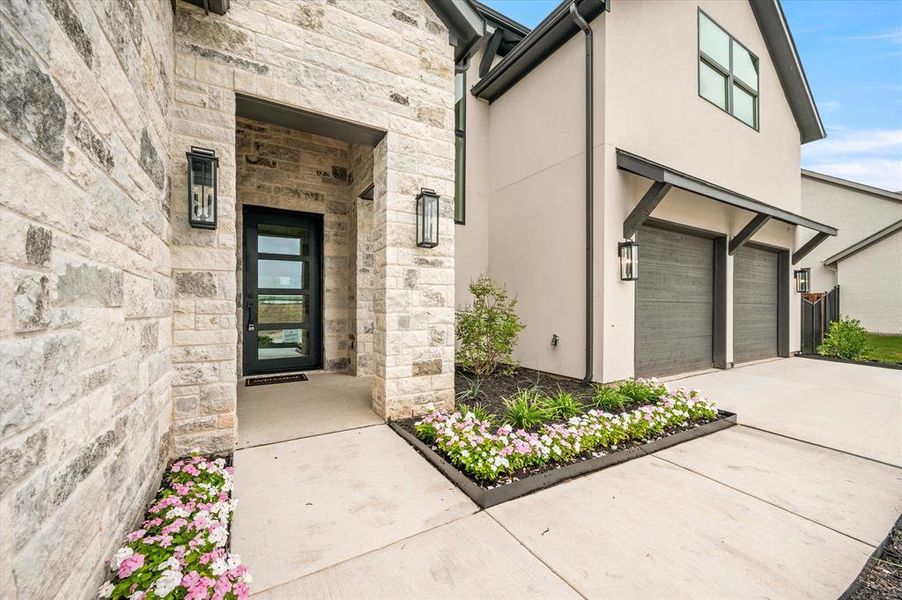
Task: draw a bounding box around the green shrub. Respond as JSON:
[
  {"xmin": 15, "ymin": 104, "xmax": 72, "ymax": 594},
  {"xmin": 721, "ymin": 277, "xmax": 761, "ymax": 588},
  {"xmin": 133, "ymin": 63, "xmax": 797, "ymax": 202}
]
[
  {"xmin": 456, "ymin": 276, "xmax": 526, "ymax": 376},
  {"xmin": 502, "ymin": 388, "xmax": 548, "ymax": 429},
  {"xmin": 616, "ymin": 378, "xmax": 667, "ymax": 404},
  {"xmin": 819, "ymin": 316, "xmax": 873, "ymax": 360},
  {"xmin": 592, "ymin": 384, "xmax": 631, "ymax": 412},
  {"xmin": 540, "ymin": 388, "xmax": 584, "ymax": 420}
]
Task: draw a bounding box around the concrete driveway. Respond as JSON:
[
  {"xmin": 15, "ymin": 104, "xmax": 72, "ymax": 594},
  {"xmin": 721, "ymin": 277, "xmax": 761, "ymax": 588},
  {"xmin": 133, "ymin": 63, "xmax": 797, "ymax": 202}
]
[{"xmin": 233, "ymin": 358, "xmax": 902, "ymax": 598}]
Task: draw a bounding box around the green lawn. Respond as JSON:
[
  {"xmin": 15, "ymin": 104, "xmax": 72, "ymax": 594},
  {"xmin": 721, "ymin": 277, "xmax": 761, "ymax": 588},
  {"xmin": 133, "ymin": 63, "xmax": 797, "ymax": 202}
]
[{"xmin": 863, "ymin": 334, "xmax": 902, "ymax": 364}]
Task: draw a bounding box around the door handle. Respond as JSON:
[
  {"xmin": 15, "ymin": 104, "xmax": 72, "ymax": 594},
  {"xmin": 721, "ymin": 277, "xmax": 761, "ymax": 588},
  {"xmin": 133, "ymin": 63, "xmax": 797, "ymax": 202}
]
[{"xmin": 247, "ymin": 299, "xmax": 255, "ymax": 331}]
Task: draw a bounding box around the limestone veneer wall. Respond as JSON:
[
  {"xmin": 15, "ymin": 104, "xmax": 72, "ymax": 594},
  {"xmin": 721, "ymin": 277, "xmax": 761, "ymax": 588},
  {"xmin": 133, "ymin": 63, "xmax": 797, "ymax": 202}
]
[
  {"xmin": 233, "ymin": 116, "xmax": 354, "ymax": 373},
  {"xmin": 0, "ymin": 0, "xmax": 174, "ymax": 596},
  {"xmin": 170, "ymin": 0, "xmax": 458, "ymax": 451},
  {"xmin": 348, "ymin": 143, "xmax": 375, "ymax": 376}
]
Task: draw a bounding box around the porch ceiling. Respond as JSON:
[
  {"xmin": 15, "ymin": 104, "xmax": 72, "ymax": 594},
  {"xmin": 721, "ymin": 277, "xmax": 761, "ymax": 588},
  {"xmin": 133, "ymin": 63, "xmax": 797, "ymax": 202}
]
[{"xmin": 236, "ymin": 95, "xmax": 385, "ymax": 147}]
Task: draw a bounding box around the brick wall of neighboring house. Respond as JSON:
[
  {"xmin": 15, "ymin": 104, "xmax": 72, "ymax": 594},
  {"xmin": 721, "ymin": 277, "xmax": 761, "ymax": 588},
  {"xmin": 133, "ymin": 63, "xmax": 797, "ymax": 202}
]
[
  {"xmin": 0, "ymin": 0, "xmax": 174, "ymax": 596},
  {"xmin": 169, "ymin": 0, "xmax": 458, "ymax": 453},
  {"xmin": 233, "ymin": 116, "xmax": 355, "ymax": 374}
]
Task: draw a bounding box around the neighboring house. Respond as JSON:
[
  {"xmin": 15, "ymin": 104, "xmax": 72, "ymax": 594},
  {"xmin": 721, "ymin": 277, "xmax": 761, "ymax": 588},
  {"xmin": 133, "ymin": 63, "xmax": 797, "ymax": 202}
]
[
  {"xmin": 798, "ymin": 171, "xmax": 902, "ymax": 333},
  {"xmin": 0, "ymin": 0, "xmax": 840, "ymax": 595}
]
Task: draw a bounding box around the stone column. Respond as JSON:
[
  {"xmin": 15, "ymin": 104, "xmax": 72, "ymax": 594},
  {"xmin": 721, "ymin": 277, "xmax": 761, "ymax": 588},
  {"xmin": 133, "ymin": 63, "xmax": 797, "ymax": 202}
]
[{"xmin": 371, "ymin": 132, "xmax": 456, "ymax": 420}]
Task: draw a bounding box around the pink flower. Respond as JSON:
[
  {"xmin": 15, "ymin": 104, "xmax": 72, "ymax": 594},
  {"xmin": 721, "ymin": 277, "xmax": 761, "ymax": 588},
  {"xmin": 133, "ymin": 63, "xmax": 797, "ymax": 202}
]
[
  {"xmin": 234, "ymin": 582, "xmax": 250, "ymax": 600},
  {"xmin": 118, "ymin": 553, "xmax": 145, "ymax": 578},
  {"xmin": 125, "ymin": 529, "xmax": 146, "ymax": 542},
  {"xmin": 183, "ymin": 465, "xmax": 200, "ymax": 476}
]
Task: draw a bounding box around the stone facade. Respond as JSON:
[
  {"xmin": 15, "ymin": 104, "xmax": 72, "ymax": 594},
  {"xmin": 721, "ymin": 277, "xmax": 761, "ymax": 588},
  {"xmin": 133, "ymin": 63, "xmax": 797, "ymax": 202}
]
[
  {"xmin": 0, "ymin": 0, "xmax": 174, "ymax": 596},
  {"xmin": 1, "ymin": 0, "xmax": 459, "ymax": 595},
  {"xmin": 169, "ymin": 0, "xmax": 458, "ymax": 450}
]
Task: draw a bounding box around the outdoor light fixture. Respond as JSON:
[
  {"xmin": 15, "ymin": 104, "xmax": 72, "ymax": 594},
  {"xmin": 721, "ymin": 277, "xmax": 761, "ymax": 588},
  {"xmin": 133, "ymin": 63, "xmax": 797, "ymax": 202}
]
[
  {"xmin": 416, "ymin": 187, "xmax": 440, "ymax": 248},
  {"xmin": 619, "ymin": 240, "xmax": 638, "ymax": 281},
  {"xmin": 187, "ymin": 146, "xmax": 218, "ymax": 229},
  {"xmin": 794, "ymin": 268, "xmax": 811, "ymax": 293}
]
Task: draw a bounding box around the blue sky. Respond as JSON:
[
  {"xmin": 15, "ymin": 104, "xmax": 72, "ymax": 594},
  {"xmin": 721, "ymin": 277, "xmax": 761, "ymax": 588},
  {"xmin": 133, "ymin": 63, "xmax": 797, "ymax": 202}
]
[{"xmin": 481, "ymin": 1, "xmax": 902, "ymax": 191}]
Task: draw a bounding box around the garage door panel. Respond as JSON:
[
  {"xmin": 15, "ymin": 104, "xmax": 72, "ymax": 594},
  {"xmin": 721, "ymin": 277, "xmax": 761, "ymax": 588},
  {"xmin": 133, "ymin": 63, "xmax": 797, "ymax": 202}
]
[
  {"xmin": 636, "ymin": 226, "xmax": 714, "ymax": 377},
  {"xmin": 733, "ymin": 246, "xmax": 778, "ymax": 363}
]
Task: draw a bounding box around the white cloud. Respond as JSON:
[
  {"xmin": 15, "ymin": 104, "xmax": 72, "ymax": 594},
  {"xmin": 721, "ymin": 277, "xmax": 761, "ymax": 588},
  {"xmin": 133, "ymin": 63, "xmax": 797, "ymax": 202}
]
[
  {"xmin": 802, "ymin": 128, "xmax": 902, "ymax": 191},
  {"xmin": 818, "ymin": 100, "xmax": 841, "ymax": 113}
]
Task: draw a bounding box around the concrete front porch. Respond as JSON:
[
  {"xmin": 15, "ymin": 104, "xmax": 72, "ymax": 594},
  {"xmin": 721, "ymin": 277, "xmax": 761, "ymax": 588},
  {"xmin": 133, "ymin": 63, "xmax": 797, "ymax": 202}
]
[
  {"xmin": 232, "ymin": 358, "xmax": 902, "ymax": 597},
  {"xmin": 236, "ymin": 374, "xmax": 381, "ymax": 449}
]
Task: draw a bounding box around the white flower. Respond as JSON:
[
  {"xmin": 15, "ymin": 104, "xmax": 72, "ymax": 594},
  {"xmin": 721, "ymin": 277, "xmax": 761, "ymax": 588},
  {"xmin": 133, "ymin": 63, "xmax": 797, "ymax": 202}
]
[
  {"xmin": 209, "ymin": 525, "xmax": 229, "ymax": 547},
  {"xmin": 226, "ymin": 554, "xmax": 243, "ymax": 571},
  {"xmin": 112, "ymin": 546, "xmax": 134, "ymax": 569},
  {"xmin": 154, "ymin": 570, "xmax": 183, "ymax": 597},
  {"xmin": 129, "ymin": 591, "xmax": 145, "ymax": 600},
  {"xmin": 211, "ymin": 558, "xmax": 228, "ymax": 576},
  {"xmin": 157, "ymin": 557, "xmax": 181, "ymax": 572},
  {"xmin": 98, "ymin": 581, "xmax": 115, "ymax": 598}
]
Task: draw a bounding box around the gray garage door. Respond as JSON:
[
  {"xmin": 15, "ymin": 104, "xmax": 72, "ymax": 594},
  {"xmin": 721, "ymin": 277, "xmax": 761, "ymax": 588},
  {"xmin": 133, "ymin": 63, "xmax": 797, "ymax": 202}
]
[
  {"xmin": 733, "ymin": 245, "xmax": 778, "ymax": 363},
  {"xmin": 635, "ymin": 226, "xmax": 714, "ymax": 377}
]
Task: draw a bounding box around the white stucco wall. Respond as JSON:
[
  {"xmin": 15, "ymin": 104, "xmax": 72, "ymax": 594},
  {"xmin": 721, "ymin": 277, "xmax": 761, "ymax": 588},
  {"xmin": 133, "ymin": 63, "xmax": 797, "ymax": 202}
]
[
  {"xmin": 457, "ymin": 0, "xmax": 810, "ymax": 381},
  {"xmin": 483, "ymin": 24, "xmax": 603, "ymax": 379},
  {"xmin": 455, "ymin": 49, "xmax": 491, "ymax": 307},
  {"xmin": 600, "ymin": 0, "xmax": 804, "ymax": 380},
  {"xmin": 799, "ymin": 174, "xmax": 902, "ymax": 292},
  {"xmin": 836, "ymin": 233, "xmax": 902, "ymax": 334}
]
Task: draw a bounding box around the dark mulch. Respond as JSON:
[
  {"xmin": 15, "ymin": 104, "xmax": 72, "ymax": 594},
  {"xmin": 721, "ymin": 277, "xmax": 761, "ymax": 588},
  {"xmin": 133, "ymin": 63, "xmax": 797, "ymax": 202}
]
[
  {"xmin": 849, "ymin": 516, "xmax": 902, "ymax": 600},
  {"xmin": 454, "ymin": 366, "xmax": 645, "ymax": 417}
]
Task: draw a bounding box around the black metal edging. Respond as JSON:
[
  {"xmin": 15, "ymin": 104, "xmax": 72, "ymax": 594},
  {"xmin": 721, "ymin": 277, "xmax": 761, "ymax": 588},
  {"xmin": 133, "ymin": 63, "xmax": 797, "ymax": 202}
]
[
  {"xmin": 390, "ymin": 412, "xmax": 737, "ymax": 509},
  {"xmin": 838, "ymin": 513, "xmax": 901, "ymax": 600},
  {"xmin": 795, "ymin": 353, "xmax": 902, "ymax": 371}
]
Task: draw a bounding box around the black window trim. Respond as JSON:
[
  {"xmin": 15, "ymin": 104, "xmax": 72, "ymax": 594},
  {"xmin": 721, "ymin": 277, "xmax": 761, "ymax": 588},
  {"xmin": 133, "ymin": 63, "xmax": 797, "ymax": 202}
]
[
  {"xmin": 454, "ymin": 67, "xmax": 466, "ymax": 225},
  {"xmin": 697, "ymin": 8, "xmax": 760, "ymax": 131}
]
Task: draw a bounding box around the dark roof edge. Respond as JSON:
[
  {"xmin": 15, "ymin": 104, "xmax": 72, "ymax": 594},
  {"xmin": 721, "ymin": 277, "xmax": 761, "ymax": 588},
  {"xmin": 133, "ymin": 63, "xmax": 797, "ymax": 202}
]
[
  {"xmin": 823, "ymin": 220, "xmax": 902, "ymax": 266},
  {"xmin": 802, "ymin": 169, "xmax": 902, "ymax": 203},
  {"xmin": 748, "ymin": 0, "xmax": 825, "ymax": 144},
  {"xmin": 616, "ymin": 149, "xmax": 838, "ymax": 235},
  {"xmin": 425, "ymin": 0, "xmax": 485, "ymax": 62},
  {"xmin": 469, "ymin": 0, "xmax": 531, "ymax": 37},
  {"xmin": 472, "ymin": 0, "xmax": 606, "ymax": 103}
]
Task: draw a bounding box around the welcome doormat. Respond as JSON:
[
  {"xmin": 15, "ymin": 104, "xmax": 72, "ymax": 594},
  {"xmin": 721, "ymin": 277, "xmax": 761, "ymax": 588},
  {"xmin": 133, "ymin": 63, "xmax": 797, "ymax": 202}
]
[{"xmin": 245, "ymin": 373, "xmax": 309, "ymax": 386}]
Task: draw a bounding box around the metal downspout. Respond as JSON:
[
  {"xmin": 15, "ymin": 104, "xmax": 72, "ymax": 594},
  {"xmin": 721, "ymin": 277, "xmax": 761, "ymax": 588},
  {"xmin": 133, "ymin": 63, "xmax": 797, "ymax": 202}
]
[{"xmin": 570, "ymin": 2, "xmax": 594, "ymax": 385}]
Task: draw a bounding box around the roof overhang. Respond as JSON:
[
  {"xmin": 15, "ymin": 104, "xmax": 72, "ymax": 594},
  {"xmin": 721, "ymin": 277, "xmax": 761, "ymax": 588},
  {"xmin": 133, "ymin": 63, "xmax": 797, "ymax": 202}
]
[
  {"xmin": 471, "ymin": 0, "xmax": 606, "ymax": 102},
  {"xmin": 617, "ymin": 149, "xmax": 836, "ymax": 235},
  {"xmin": 802, "ymin": 169, "xmax": 902, "ymax": 203},
  {"xmin": 748, "ymin": 0, "xmax": 825, "ymax": 144},
  {"xmin": 823, "ymin": 220, "xmax": 902, "ymax": 266},
  {"xmin": 425, "ymin": 0, "xmax": 485, "ymax": 63}
]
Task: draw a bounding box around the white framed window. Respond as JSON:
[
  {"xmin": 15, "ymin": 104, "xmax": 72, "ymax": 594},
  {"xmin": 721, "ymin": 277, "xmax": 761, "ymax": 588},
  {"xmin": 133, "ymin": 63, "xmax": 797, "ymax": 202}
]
[{"xmin": 698, "ymin": 10, "xmax": 759, "ymax": 129}]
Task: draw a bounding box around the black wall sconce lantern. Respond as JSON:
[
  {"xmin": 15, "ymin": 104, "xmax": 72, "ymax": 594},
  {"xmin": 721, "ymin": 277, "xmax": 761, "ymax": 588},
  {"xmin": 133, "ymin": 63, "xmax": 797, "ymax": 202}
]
[
  {"xmin": 794, "ymin": 267, "xmax": 810, "ymax": 293},
  {"xmin": 416, "ymin": 188, "xmax": 440, "ymax": 248},
  {"xmin": 619, "ymin": 240, "xmax": 638, "ymax": 281},
  {"xmin": 187, "ymin": 146, "xmax": 218, "ymax": 229}
]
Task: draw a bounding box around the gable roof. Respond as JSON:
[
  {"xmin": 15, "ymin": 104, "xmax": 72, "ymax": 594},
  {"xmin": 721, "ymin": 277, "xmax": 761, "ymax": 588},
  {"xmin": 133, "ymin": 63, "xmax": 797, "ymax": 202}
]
[
  {"xmin": 472, "ymin": 0, "xmax": 825, "ymax": 144},
  {"xmin": 802, "ymin": 169, "xmax": 902, "ymax": 203},
  {"xmin": 748, "ymin": 0, "xmax": 824, "ymax": 143},
  {"xmin": 823, "ymin": 220, "xmax": 902, "ymax": 266}
]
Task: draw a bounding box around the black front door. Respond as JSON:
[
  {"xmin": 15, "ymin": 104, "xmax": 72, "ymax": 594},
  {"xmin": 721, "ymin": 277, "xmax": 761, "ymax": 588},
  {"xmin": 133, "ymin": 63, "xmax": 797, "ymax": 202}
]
[{"xmin": 243, "ymin": 206, "xmax": 322, "ymax": 374}]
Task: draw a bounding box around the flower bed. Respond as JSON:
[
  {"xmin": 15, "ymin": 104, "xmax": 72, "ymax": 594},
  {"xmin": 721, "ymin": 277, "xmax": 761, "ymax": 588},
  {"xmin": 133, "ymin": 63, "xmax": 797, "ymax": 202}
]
[
  {"xmin": 391, "ymin": 378, "xmax": 735, "ymax": 507},
  {"xmin": 98, "ymin": 456, "xmax": 251, "ymax": 600}
]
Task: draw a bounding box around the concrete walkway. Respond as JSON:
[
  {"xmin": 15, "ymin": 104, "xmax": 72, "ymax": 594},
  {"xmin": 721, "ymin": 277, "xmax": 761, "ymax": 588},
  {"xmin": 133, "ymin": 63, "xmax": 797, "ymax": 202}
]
[{"xmin": 232, "ymin": 358, "xmax": 902, "ymax": 598}]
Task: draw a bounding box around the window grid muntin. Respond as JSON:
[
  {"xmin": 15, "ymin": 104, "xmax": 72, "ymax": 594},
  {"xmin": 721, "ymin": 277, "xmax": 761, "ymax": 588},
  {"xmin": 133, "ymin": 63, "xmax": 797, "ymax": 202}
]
[{"xmin": 698, "ymin": 9, "xmax": 759, "ymax": 130}]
